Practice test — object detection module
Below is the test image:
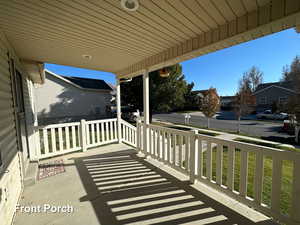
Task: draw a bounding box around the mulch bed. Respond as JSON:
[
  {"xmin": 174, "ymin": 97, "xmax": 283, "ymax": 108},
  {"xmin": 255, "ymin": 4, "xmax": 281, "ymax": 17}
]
[{"xmin": 38, "ymin": 159, "xmax": 65, "ymax": 180}]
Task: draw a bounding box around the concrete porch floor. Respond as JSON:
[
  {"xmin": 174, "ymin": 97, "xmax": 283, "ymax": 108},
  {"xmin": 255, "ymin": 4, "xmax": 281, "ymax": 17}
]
[{"xmin": 14, "ymin": 143, "xmax": 278, "ymax": 225}]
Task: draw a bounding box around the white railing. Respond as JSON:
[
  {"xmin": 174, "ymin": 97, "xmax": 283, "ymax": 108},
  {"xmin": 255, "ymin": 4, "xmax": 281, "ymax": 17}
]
[
  {"xmin": 121, "ymin": 119, "xmax": 137, "ymax": 147},
  {"xmin": 35, "ymin": 118, "xmax": 120, "ymax": 159},
  {"xmin": 35, "ymin": 121, "xmax": 82, "ymax": 159},
  {"xmin": 86, "ymin": 119, "xmax": 118, "ymax": 148},
  {"xmin": 138, "ymin": 122, "xmax": 300, "ymax": 225}
]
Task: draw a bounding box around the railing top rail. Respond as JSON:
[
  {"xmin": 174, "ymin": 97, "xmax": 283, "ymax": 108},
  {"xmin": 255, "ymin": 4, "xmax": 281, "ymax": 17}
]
[
  {"xmin": 86, "ymin": 118, "xmax": 117, "ymax": 124},
  {"xmin": 146, "ymin": 123, "xmax": 191, "ymax": 136},
  {"xmin": 36, "ymin": 121, "xmax": 81, "ymax": 129},
  {"xmin": 196, "ymin": 133, "xmax": 300, "ymax": 160},
  {"xmin": 121, "ymin": 119, "xmax": 136, "ymax": 130}
]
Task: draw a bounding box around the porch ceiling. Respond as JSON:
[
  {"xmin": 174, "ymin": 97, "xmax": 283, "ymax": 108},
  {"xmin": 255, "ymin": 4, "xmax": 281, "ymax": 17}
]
[{"xmin": 0, "ymin": 0, "xmax": 299, "ymax": 78}]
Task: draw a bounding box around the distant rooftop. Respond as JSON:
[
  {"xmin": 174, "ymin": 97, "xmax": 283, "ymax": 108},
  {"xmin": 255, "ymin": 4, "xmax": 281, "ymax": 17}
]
[
  {"xmin": 254, "ymin": 81, "xmax": 295, "ymax": 93},
  {"xmin": 45, "ymin": 70, "xmax": 112, "ymax": 91}
]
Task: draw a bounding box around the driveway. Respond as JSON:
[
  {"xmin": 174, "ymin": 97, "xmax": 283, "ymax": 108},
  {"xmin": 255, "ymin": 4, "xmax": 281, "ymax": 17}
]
[{"xmin": 153, "ymin": 113, "xmax": 294, "ymax": 144}]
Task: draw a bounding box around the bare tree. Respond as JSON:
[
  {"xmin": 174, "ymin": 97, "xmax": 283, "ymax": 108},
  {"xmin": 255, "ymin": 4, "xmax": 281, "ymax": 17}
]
[
  {"xmin": 234, "ymin": 67, "xmax": 261, "ymax": 133},
  {"xmin": 234, "ymin": 89, "xmax": 256, "ymax": 133},
  {"xmin": 201, "ymin": 88, "xmax": 220, "ymax": 128}
]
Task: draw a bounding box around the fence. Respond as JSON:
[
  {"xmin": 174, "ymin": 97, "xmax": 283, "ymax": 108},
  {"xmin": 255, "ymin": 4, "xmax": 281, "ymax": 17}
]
[
  {"xmin": 33, "ymin": 118, "xmax": 136, "ymax": 160},
  {"xmin": 137, "ymin": 122, "xmax": 300, "ymax": 225}
]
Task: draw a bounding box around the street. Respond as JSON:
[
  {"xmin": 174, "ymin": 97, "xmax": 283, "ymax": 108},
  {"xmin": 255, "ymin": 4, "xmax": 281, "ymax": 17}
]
[{"xmin": 153, "ymin": 112, "xmax": 295, "ymax": 144}]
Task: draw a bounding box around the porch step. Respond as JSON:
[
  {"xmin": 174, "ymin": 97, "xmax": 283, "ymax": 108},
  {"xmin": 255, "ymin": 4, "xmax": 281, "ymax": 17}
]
[{"xmin": 24, "ymin": 161, "xmax": 39, "ymax": 187}]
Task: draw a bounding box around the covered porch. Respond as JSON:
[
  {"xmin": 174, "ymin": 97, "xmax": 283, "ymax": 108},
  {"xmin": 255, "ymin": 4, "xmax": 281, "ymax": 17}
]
[
  {"xmin": 0, "ymin": 1, "xmax": 300, "ymax": 225},
  {"xmin": 15, "ymin": 143, "xmax": 275, "ymax": 225}
]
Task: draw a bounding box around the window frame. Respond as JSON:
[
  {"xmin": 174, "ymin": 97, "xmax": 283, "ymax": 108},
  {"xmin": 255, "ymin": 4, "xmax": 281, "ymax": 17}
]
[{"xmin": 259, "ymin": 96, "xmax": 267, "ymax": 105}]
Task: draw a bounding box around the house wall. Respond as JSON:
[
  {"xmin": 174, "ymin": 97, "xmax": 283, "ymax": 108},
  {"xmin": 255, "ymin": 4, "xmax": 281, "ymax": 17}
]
[
  {"xmin": 0, "ymin": 30, "xmax": 36, "ymax": 225},
  {"xmin": 255, "ymin": 86, "xmax": 295, "ymax": 112},
  {"xmin": 35, "ymin": 73, "xmax": 112, "ymax": 125}
]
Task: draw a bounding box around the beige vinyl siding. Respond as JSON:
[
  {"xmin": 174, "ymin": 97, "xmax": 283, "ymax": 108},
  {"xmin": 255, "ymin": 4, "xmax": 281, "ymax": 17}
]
[{"xmin": 0, "ymin": 31, "xmax": 22, "ymax": 225}]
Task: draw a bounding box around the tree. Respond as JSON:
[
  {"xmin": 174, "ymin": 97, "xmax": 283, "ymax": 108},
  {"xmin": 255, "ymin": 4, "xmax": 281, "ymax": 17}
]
[
  {"xmin": 239, "ymin": 66, "xmax": 263, "ymax": 93},
  {"xmin": 234, "ymin": 67, "xmax": 261, "ymax": 133},
  {"xmin": 234, "ymin": 89, "xmax": 256, "ymax": 133},
  {"xmin": 183, "ymin": 82, "xmax": 200, "ymax": 110},
  {"xmin": 121, "ymin": 64, "xmax": 190, "ymax": 121},
  {"xmin": 281, "ymin": 56, "xmax": 300, "ymax": 82},
  {"xmin": 280, "ymin": 56, "xmax": 300, "ymax": 124},
  {"xmin": 200, "ymin": 88, "xmax": 220, "ymax": 128}
]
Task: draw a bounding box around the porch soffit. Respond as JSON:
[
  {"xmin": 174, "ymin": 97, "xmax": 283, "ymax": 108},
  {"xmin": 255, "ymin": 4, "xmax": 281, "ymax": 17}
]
[{"xmin": 0, "ymin": 0, "xmax": 299, "ymax": 78}]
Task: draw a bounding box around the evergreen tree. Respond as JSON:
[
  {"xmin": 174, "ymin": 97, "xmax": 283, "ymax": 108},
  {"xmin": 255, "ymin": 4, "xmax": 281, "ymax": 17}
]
[{"xmin": 121, "ymin": 64, "xmax": 191, "ymax": 121}]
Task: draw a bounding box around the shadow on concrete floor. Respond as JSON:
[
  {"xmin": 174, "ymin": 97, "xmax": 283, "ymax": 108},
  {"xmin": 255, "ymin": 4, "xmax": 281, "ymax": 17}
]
[{"xmin": 75, "ymin": 149, "xmax": 277, "ymax": 225}]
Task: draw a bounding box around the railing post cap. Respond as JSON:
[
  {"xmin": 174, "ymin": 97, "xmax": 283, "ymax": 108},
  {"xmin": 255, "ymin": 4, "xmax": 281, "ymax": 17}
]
[{"xmin": 191, "ymin": 129, "xmax": 198, "ymax": 134}]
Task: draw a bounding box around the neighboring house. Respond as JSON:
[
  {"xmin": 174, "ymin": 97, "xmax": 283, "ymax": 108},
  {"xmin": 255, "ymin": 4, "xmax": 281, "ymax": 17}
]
[
  {"xmin": 254, "ymin": 81, "xmax": 296, "ymax": 112},
  {"xmin": 220, "ymin": 96, "xmax": 236, "ymax": 110},
  {"xmin": 35, "ymin": 70, "xmax": 113, "ymax": 125}
]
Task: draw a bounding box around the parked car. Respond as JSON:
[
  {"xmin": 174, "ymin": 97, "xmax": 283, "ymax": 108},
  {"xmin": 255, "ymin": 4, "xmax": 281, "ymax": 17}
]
[
  {"xmin": 121, "ymin": 106, "xmax": 140, "ymax": 122},
  {"xmin": 256, "ymin": 110, "xmax": 289, "ymax": 120}
]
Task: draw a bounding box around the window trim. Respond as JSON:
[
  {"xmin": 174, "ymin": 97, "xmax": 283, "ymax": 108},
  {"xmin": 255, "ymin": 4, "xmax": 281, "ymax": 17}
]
[
  {"xmin": 259, "ymin": 96, "xmax": 267, "ymax": 105},
  {"xmin": 278, "ymin": 96, "xmax": 288, "ymax": 104}
]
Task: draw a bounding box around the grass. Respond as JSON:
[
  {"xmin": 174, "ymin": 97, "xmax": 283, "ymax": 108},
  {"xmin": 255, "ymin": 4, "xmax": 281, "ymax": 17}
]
[
  {"xmin": 201, "ymin": 145, "xmax": 293, "ymax": 216},
  {"xmin": 234, "ymin": 138, "xmax": 300, "ymax": 153},
  {"xmin": 197, "ymin": 130, "xmax": 219, "ymax": 137}
]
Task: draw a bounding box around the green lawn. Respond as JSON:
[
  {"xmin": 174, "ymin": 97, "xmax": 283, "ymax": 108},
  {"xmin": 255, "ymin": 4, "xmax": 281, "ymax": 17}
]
[
  {"xmin": 202, "ymin": 146, "xmax": 293, "ymax": 216},
  {"xmin": 234, "ymin": 137, "xmax": 300, "ymax": 153}
]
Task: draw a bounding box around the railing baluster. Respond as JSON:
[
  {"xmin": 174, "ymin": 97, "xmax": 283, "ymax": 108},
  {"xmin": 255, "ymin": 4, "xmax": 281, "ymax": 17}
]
[
  {"xmin": 65, "ymin": 126, "xmax": 70, "ymax": 150},
  {"xmin": 101, "ymin": 122, "xmax": 105, "ymax": 143},
  {"xmin": 240, "ymin": 150, "xmax": 248, "ymax": 197},
  {"xmin": 157, "ymin": 130, "xmax": 161, "ymax": 159},
  {"xmin": 216, "ymin": 144, "xmax": 223, "ymax": 185},
  {"xmin": 96, "ymin": 123, "xmax": 100, "ymax": 143},
  {"xmin": 91, "ymin": 123, "xmax": 95, "ymax": 144},
  {"xmin": 162, "ymin": 131, "xmax": 166, "ymax": 161},
  {"xmin": 51, "ymin": 128, "xmax": 56, "ymax": 153},
  {"xmin": 179, "ymin": 135, "xmax": 183, "ymax": 168},
  {"xmin": 185, "ymin": 135, "xmax": 190, "ymax": 172},
  {"xmin": 198, "ymin": 137, "xmax": 203, "ymax": 178},
  {"xmin": 254, "ymin": 151, "xmax": 264, "ymax": 204},
  {"xmin": 86, "ymin": 124, "xmax": 90, "ymax": 145},
  {"xmin": 43, "ymin": 128, "xmax": 49, "ymax": 155},
  {"xmin": 154, "ymin": 129, "xmax": 157, "ymax": 157},
  {"xmin": 110, "ymin": 121, "xmax": 113, "ymax": 141},
  {"xmin": 271, "ymin": 156, "xmax": 282, "ymax": 213},
  {"xmin": 190, "ymin": 130, "xmax": 198, "ymax": 183},
  {"xmin": 58, "ymin": 127, "xmax": 63, "ymax": 151},
  {"xmin": 172, "ymin": 134, "xmax": 176, "ymax": 165},
  {"xmin": 72, "ymin": 126, "xmax": 76, "ymax": 148},
  {"xmin": 227, "ymin": 145, "xmax": 235, "ymax": 190},
  {"xmin": 206, "ymin": 141, "xmax": 212, "ymax": 180},
  {"xmin": 105, "ymin": 122, "xmax": 109, "ymax": 141},
  {"xmin": 167, "ymin": 132, "xmax": 171, "ymax": 163}
]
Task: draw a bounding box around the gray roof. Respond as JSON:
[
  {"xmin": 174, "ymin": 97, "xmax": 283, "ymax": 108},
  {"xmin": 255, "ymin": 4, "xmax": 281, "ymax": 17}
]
[
  {"xmin": 45, "ymin": 71, "xmax": 112, "ymax": 91},
  {"xmin": 254, "ymin": 81, "xmax": 295, "ymax": 94}
]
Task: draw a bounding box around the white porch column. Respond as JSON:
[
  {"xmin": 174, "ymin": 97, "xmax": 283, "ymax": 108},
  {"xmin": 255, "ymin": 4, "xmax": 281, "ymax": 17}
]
[
  {"xmin": 143, "ymin": 69, "xmax": 149, "ymax": 153},
  {"xmin": 116, "ymin": 78, "xmax": 122, "ymax": 143}
]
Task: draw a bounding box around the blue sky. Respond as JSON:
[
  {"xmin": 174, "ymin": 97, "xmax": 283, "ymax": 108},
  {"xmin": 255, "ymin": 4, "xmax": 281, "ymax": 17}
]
[{"xmin": 46, "ymin": 28, "xmax": 300, "ymax": 96}]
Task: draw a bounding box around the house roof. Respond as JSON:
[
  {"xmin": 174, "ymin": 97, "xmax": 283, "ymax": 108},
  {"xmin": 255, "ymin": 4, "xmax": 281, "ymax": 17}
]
[
  {"xmin": 45, "ymin": 70, "xmax": 112, "ymax": 91},
  {"xmin": 254, "ymin": 81, "xmax": 296, "ymax": 95}
]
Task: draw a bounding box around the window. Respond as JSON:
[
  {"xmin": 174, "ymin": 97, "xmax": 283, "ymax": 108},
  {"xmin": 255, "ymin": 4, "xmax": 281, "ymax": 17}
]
[
  {"xmin": 259, "ymin": 97, "xmax": 267, "ymax": 105},
  {"xmin": 279, "ymin": 96, "xmax": 288, "ymax": 104}
]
